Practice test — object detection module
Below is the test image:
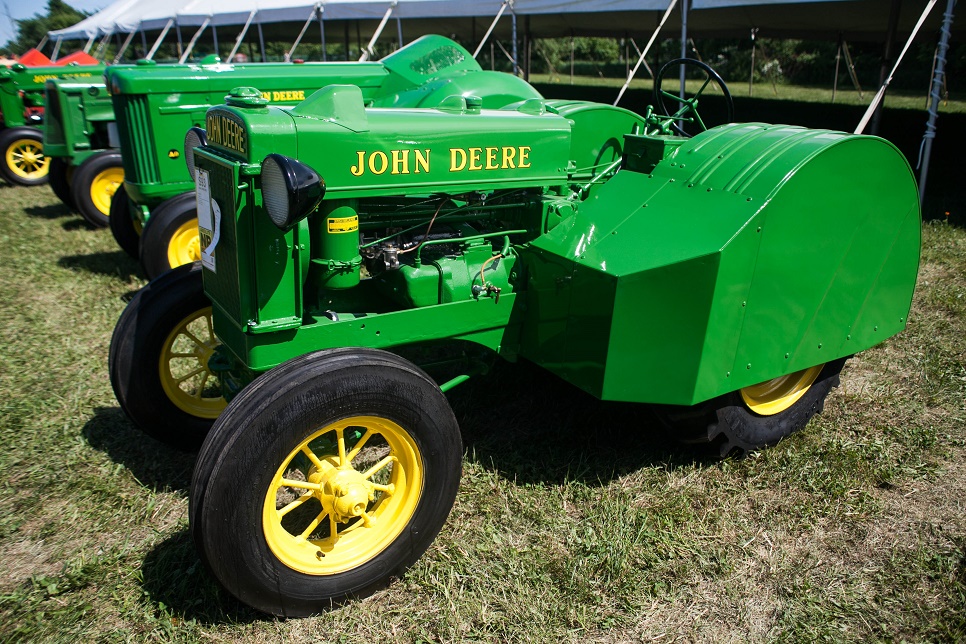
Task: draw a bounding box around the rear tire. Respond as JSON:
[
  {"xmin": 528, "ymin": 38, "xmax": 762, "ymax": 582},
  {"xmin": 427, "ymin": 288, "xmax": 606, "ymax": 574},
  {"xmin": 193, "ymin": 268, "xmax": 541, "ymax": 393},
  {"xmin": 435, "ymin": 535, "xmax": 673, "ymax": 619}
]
[
  {"xmin": 0, "ymin": 127, "xmax": 49, "ymax": 186},
  {"xmin": 48, "ymin": 158, "xmax": 75, "ymax": 207},
  {"xmin": 109, "ymin": 186, "xmax": 141, "ymax": 260},
  {"xmin": 190, "ymin": 348, "xmax": 463, "ymax": 617},
  {"xmin": 139, "ymin": 191, "xmax": 198, "ymax": 279},
  {"xmin": 71, "ymin": 150, "xmax": 123, "ymax": 228},
  {"xmin": 109, "ymin": 262, "xmax": 225, "ymax": 451},
  {"xmin": 654, "ymin": 358, "xmax": 846, "ymax": 456}
]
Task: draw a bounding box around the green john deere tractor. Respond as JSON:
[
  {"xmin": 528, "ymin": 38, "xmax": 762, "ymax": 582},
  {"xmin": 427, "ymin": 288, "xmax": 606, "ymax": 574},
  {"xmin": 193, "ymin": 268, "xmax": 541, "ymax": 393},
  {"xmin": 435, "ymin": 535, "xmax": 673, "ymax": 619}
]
[
  {"xmin": 105, "ymin": 35, "xmax": 541, "ymax": 278},
  {"xmin": 108, "ymin": 58, "xmax": 920, "ymax": 616},
  {"xmin": 42, "ymin": 77, "xmax": 120, "ymax": 226},
  {"xmin": 0, "ymin": 61, "xmax": 104, "ymax": 186}
]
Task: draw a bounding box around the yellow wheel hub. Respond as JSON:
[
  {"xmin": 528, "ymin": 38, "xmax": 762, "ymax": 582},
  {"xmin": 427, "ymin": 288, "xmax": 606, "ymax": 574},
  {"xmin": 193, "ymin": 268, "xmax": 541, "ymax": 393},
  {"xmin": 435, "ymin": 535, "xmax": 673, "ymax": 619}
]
[
  {"xmin": 90, "ymin": 167, "xmax": 124, "ymax": 216},
  {"xmin": 158, "ymin": 306, "xmax": 226, "ymax": 419},
  {"xmin": 5, "ymin": 138, "xmax": 49, "ymax": 180},
  {"xmin": 740, "ymin": 364, "xmax": 824, "ymax": 416},
  {"xmin": 167, "ymin": 219, "xmax": 201, "ymax": 268},
  {"xmin": 263, "ymin": 416, "xmax": 423, "ymax": 575}
]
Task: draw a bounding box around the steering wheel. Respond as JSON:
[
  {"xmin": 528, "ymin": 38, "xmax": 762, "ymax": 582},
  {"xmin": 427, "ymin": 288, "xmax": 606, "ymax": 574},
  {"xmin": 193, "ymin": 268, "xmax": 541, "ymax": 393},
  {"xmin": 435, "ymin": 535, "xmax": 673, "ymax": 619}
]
[{"xmin": 654, "ymin": 58, "xmax": 734, "ymax": 137}]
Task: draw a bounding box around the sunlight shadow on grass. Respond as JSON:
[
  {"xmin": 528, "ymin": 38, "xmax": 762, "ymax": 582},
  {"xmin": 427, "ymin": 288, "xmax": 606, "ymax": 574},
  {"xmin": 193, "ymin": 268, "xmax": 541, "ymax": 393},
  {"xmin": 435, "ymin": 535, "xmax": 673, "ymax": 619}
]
[
  {"xmin": 141, "ymin": 530, "xmax": 262, "ymax": 626},
  {"xmin": 58, "ymin": 250, "xmax": 142, "ymax": 281},
  {"xmin": 448, "ymin": 361, "xmax": 720, "ymax": 487},
  {"xmin": 82, "ymin": 406, "xmax": 195, "ymax": 492},
  {"xmin": 23, "ymin": 202, "xmax": 75, "ymax": 221}
]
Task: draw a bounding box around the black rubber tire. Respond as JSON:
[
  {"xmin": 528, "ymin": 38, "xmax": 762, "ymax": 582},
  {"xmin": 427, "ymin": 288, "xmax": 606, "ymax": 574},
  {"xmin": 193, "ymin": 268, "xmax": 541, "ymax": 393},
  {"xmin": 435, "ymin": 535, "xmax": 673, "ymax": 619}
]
[
  {"xmin": 71, "ymin": 150, "xmax": 123, "ymax": 228},
  {"xmin": 0, "ymin": 127, "xmax": 49, "ymax": 186},
  {"xmin": 654, "ymin": 358, "xmax": 846, "ymax": 457},
  {"xmin": 48, "ymin": 157, "xmax": 75, "ymax": 208},
  {"xmin": 139, "ymin": 191, "xmax": 198, "ymax": 280},
  {"xmin": 190, "ymin": 347, "xmax": 463, "ymax": 617},
  {"xmin": 109, "ymin": 262, "xmax": 223, "ymax": 451},
  {"xmin": 109, "ymin": 186, "xmax": 141, "ymax": 260}
]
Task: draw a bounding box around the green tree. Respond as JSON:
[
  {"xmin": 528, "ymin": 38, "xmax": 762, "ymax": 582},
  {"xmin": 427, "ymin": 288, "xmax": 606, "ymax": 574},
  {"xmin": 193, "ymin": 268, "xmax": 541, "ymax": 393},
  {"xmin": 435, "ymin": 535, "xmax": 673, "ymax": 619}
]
[{"xmin": 2, "ymin": 0, "xmax": 88, "ymax": 56}]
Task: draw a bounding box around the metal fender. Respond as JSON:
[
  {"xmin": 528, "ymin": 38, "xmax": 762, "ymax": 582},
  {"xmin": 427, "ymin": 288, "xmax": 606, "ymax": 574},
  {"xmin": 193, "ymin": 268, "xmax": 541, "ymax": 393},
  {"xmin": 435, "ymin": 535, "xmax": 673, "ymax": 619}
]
[{"xmin": 523, "ymin": 123, "xmax": 921, "ymax": 405}]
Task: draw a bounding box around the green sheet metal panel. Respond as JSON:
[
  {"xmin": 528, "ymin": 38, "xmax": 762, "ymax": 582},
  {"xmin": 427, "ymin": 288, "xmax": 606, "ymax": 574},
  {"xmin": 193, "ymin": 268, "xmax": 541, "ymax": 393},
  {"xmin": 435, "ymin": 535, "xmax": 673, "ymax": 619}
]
[{"xmin": 524, "ymin": 123, "xmax": 920, "ymax": 405}]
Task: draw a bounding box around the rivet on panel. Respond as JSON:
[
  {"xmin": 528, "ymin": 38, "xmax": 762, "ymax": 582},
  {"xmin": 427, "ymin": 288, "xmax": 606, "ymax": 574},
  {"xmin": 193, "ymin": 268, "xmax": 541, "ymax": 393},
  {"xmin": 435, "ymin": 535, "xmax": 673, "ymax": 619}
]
[
  {"xmin": 784, "ymin": 353, "xmax": 789, "ymax": 359},
  {"xmin": 746, "ymin": 363, "xmax": 752, "ymax": 370},
  {"xmin": 818, "ymin": 343, "xmax": 822, "ymax": 349},
  {"xmin": 874, "ymin": 326, "xmax": 878, "ymax": 331}
]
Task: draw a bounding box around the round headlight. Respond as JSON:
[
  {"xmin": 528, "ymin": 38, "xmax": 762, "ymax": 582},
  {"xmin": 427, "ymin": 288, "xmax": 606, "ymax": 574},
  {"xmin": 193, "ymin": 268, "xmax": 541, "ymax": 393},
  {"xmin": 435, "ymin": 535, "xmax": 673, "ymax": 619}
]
[
  {"xmin": 184, "ymin": 127, "xmax": 207, "ymax": 182},
  {"xmin": 261, "ymin": 154, "xmax": 325, "ymax": 231}
]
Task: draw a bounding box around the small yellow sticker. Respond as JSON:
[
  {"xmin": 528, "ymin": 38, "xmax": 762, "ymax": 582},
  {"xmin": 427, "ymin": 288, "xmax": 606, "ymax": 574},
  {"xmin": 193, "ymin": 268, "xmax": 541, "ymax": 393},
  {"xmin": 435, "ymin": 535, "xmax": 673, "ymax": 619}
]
[{"xmin": 327, "ymin": 215, "xmax": 359, "ymax": 234}]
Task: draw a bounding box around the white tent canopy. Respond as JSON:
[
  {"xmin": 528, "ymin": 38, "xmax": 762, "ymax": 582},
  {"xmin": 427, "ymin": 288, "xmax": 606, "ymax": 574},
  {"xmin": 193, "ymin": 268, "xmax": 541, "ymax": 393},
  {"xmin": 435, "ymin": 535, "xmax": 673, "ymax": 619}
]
[{"xmin": 51, "ymin": 0, "xmax": 950, "ymax": 41}]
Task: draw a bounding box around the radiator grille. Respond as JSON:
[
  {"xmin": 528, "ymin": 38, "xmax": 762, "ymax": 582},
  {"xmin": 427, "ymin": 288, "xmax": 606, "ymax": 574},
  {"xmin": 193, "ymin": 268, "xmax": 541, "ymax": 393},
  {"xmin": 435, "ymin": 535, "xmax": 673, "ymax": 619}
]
[
  {"xmin": 204, "ymin": 159, "xmax": 241, "ymax": 322},
  {"xmin": 115, "ymin": 94, "xmax": 159, "ymax": 184},
  {"xmin": 44, "ymin": 87, "xmax": 64, "ymax": 146}
]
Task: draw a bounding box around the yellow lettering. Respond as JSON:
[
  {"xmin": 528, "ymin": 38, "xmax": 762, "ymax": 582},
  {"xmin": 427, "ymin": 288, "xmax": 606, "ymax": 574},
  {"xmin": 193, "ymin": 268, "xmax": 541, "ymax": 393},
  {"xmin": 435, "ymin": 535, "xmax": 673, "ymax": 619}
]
[
  {"xmin": 415, "ymin": 149, "xmax": 430, "ymax": 173},
  {"xmin": 450, "ymin": 148, "xmax": 466, "ymax": 172},
  {"xmin": 469, "ymin": 148, "xmax": 483, "ymax": 171},
  {"xmin": 391, "ymin": 149, "xmax": 409, "ymax": 175},
  {"xmin": 518, "ymin": 146, "xmax": 531, "ymax": 168},
  {"xmin": 485, "ymin": 147, "xmax": 499, "ymax": 170},
  {"xmin": 502, "ymin": 146, "xmax": 516, "ymax": 169},
  {"xmin": 350, "ymin": 151, "xmax": 365, "ymax": 176},
  {"xmin": 368, "ymin": 151, "xmax": 388, "ymax": 175},
  {"xmin": 296, "ymin": 90, "xmax": 305, "ymax": 100}
]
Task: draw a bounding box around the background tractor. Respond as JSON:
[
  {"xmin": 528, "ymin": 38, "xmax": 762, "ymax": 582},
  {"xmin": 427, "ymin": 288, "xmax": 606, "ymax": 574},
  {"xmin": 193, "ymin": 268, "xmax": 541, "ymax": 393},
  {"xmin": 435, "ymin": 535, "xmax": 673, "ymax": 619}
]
[
  {"xmin": 109, "ymin": 58, "xmax": 920, "ymax": 617},
  {"xmin": 104, "ymin": 36, "xmax": 542, "ymax": 278},
  {"xmin": 0, "ymin": 61, "xmax": 104, "ymax": 186}
]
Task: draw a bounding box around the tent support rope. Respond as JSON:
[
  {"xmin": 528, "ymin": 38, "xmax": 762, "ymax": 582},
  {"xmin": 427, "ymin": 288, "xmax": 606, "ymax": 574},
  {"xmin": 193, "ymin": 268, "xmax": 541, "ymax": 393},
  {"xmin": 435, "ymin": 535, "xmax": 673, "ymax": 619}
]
[
  {"xmin": 614, "ymin": 0, "xmax": 678, "ymax": 106},
  {"xmin": 473, "ymin": 0, "xmax": 510, "ymax": 59},
  {"xmin": 359, "ymin": 2, "xmax": 396, "ymax": 61}
]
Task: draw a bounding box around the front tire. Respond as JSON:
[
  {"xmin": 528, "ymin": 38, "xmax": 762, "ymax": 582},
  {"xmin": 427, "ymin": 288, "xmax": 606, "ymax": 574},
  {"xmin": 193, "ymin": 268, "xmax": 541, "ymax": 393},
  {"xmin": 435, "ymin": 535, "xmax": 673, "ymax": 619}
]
[
  {"xmin": 109, "ymin": 262, "xmax": 225, "ymax": 451},
  {"xmin": 109, "ymin": 186, "xmax": 141, "ymax": 260},
  {"xmin": 139, "ymin": 191, "xmax": 199, "ymax": 280},
  {"xmin": 190, "ymin": 348, "xmax": 463, "ymax": 617},
  {"xmin": 0, "ymin": 127, "xmax": 49, "ymax": 186},
  {"xmin": 48, "ymin": 158, "xmax": 75, "ymax": 207},
  {"xmin": 655, "ymin": 359, "xmax": 846, "ymax": 456},
  {"xmin": 71, "ymin": 150, "xmax": 123, "ymax": 227}
]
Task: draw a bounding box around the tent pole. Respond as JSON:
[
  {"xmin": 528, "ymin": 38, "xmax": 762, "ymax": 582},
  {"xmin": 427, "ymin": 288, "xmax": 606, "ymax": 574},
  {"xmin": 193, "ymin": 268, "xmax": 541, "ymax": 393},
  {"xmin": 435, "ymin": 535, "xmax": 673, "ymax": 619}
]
[
  {"xmin": 614, "ymin": 0, "xmax": 678, "ymax": 106},
  {"xmin": 140, "ymin": 30, "xmax": 148, "ymax": 57},
  {"xmin": 629, "ymin": 39, "xmax": 654, "ymax": 77},
  {"xmin": 114, "ymin": 28, "xmax": 138, "ymax": 64},
  {"xmin": 870, "ymin": 0, "xmax": 903, "ymax": 134},
  {"xmin": 359, "ymin": 3, "xmax": 396, "ymax": 61},
  {"xmin": 570, "ymin": 34, "xmax": 574, "ymax": 85},
  {"xmin": 258, "ymin": 21, "xmax": 266, "ymax": 62},
  {"xmin": 84, "ymin": 34, "xmax": 97, "ymax": 54},
  {"xmin": 523, "ymin": 16, "xmax": 530, "ymax": 81},
  {"xmin": 749, "ymin": 29, "xmax": 758, "ymax": 95},
  {"xmin": 397, "ymin": 17, "xmax": 403, "ymax": 48},
  {"xmin": 94, "ymin": 32, "xmax": 112, "ymax": 60},
  {"xmin": 490, "ymin": 42, "xmax": 494, "ymax": 70},
  {"xmin": 37, "ymin": 35, "xmax": 49, "ymax": 53},
  {"xmin": 318, "ymin": 7, "xmax": 326, "ymax": 61},
  {"xmin": 212, "ymin": 25, "xmax": 219, "ymax": 59},
  {"xmin": 51, "ymin": 37, "xmax": 62, "ymax": 62},
  {"xmin": 856, "ymin": 0, "xmax": 939, "ymax": 133},
  {"xmin": 289, "ymin": 9, "xmax": 317, "ymax": 61},
  {"xmin": 228, "ymin": 11, "xmax": 256, "ymax": 62},
  {"xmin": 179, "ymin": 18, "xmax": 211, "ymax": 64},
  {"xmin": 176, "ymin": 21, "xmax": 183, "ymax": 59},
  {"xmin": 511, "ymin": 8, "xmax": 519, "ymax": 76},
  {"xmin": 472, "ymin": 0, "xmax": 509, "ymax": 59},
  {"xmin": 147, "ymin": 20, "xmax": 174, "ymax": 60},
  {"xmin": 832, "ymin": 33, "xmax": 842, "ymax": 102},
  {"xmin": 680, "ymin": 0, "xmax": 688, "ymax": 100},
  {"xmin": 918, "ymin": 0, "xmax": 956, "ymax": 203}
]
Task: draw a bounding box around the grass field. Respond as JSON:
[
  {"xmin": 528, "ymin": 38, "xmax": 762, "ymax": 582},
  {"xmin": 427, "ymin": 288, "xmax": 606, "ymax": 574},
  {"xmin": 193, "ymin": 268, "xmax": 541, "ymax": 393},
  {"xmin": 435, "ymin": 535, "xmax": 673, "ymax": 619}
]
[{"xmin": 0, "ymin": 182, "xmax": 964, "ymax": 643}]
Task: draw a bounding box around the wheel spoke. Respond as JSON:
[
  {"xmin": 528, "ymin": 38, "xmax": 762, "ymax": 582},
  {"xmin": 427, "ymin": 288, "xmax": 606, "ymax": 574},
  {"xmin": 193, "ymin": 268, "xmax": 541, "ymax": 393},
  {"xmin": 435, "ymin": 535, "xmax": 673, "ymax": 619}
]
[
  {"xmin": 179, "ymin": 327, "xmax": 207, "ymax": 349},
  {"xmin": 660, "ymin": 89, "xmax": 687, "ymax": 105},
  {"xmin": 195, "ymin": 370, "xmax": 210, "ymax": 398},
  {"xmin": 277, "ymin": 492, "xmax": 315, "ymax": 518},
  {"xmin": 346, "ymin": 429, "xmax": 375, "ymax": 463},
  {"xmin": 301, "ymin": 445, "xmax": 325, "ymax": 470},
  {"xmin": 362, "ymin": 454, "xmax": 397, "ymax": 480},
  {"xmin": 174, "ymin": 366, "xmax": 205, "ymax": 384},
  {"xmin": 167, "ymin": 351, "xmax": 198, "ymax": 358},
  {"xmin": 695, "ymin": 75, "xmax": 713, "ymax": 98},
  {"xmin": 336, "ymin": 427, "xmax": 347, "ymax": 466},
  {"xmin": 298, "ymin": 509, "xmax": 328, "ymax": 541},
  {"xmin": 370, "ymin": 482, "xmax": 395, "ymax": 496},
  {"xmin": 204, "ymin": 314, "xmax": 214, "ymax": 338},
  {"xmin": 280, "ymin": 477, "xmax": 323, "ymax": 492},
  {"xmin": 328, "ymin": 514, "xmax": 340, "ymax": 542}
]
